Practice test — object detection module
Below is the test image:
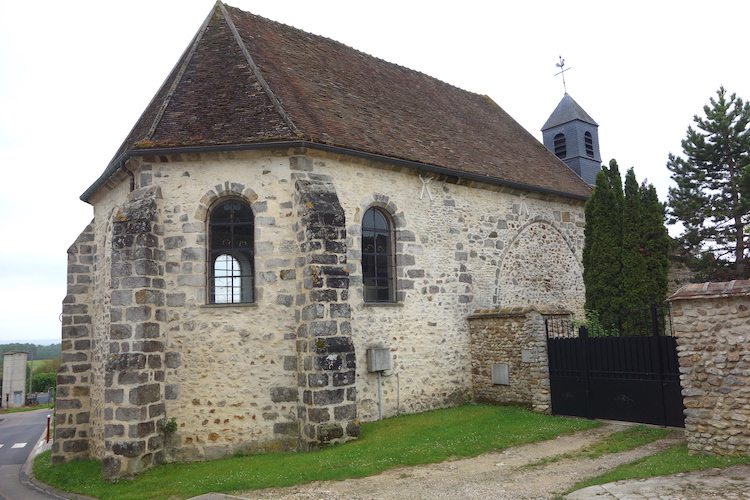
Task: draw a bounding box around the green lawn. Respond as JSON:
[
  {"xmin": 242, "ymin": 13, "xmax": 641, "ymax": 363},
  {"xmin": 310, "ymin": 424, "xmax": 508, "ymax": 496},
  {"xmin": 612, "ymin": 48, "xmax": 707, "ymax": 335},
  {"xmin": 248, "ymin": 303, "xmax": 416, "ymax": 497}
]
[
  {"xmin": 568, "ymin": 442, "xmax": 750, "ymax": 493},
  {"xmin": 526, "ymin": 424, "xmax": 670, "ymax": 468},
  {"xmin": 36, "ymin": 404, "xmax": 750, "ymax": 500},
  {"xmin": 34, "ymin": 404, "xmax": 599, "ymax": 500}
]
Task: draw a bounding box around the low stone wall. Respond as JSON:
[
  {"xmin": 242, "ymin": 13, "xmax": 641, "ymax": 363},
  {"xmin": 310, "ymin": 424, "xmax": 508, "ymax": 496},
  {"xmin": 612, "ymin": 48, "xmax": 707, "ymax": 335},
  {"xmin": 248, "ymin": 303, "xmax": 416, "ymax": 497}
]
[
  {"xmin": 468, "ymin": 306, "xmax": 568, "ymax": 413},
  {"xmin": 668, "ymin": 280, "xmax": 750, "ymax": 456}
]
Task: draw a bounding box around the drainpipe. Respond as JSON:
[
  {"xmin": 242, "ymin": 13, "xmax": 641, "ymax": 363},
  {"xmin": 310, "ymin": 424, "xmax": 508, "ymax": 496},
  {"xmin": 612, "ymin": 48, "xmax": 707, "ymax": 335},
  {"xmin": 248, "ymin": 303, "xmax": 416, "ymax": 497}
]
[{"xmin": 377, "ymin": 369, "xmax": 396, "ymax": 420}]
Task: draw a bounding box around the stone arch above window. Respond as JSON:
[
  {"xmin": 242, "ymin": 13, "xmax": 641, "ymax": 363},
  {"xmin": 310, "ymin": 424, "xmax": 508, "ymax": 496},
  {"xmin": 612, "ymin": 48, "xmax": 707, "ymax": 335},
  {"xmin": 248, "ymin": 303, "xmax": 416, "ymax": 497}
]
[
  {"xmin": 357, "ymin": 194, "xmax": 405, "ymax": 229},
  {"xmin": 208, "ymin": 198, "xmax": 255, "ymax": 304},
  {"xmin": 553, "ymin": 133, "xmax": 567, "ymax": 159},
  {"xmin": 195, "ymin": 182, "xmax": 258, "ymax": 221}
]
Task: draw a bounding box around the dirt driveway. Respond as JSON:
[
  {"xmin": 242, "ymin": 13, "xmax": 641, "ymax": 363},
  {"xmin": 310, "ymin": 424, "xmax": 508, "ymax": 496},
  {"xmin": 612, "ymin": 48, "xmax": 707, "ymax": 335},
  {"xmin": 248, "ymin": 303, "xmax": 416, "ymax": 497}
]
[{"xmin": 233, "ymin": 423, "xmax": 686, "ymax": 500}]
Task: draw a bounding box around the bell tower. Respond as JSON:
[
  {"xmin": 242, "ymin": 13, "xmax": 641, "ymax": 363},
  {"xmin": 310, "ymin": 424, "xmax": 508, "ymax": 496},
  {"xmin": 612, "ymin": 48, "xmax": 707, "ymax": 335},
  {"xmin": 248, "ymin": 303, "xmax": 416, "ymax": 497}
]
[{"xmin": 541, "ymin": 93, "xmax": 601, "ymax": 185}]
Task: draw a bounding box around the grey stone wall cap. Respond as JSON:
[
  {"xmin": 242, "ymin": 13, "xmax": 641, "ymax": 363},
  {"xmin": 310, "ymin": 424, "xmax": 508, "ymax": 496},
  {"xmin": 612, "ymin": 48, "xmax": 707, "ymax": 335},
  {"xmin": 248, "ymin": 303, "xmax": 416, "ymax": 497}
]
[
  {"xmin": 468, "ymin": 305, "xmax": 572, "ymax": 318},
  {"xmin": 668, "ymin": 280, "xmax": 750, "ymax": 301},
  {"xmin": 127, "ymin": 185, "xmax": 163, "ymax": 202}
]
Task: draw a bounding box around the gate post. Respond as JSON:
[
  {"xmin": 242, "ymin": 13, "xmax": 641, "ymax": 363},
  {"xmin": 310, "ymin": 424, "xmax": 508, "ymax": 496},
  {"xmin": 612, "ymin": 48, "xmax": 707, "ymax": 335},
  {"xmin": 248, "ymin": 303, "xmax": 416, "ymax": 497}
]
[
  {"xmin": 578, "ymin": 325, "xmax": 593, "ymax": 420},
  {"xmin": 651, "ymin": 300, "xmax": 669, "ymax": 427}
]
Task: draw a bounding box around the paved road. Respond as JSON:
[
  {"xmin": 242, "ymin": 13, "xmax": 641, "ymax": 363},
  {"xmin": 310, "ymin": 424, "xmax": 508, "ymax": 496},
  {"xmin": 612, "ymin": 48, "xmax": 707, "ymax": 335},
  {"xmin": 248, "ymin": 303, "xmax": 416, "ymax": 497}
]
[{"xmin": 0, "ymin": 408, "xmax": 61, "ymax": 500}]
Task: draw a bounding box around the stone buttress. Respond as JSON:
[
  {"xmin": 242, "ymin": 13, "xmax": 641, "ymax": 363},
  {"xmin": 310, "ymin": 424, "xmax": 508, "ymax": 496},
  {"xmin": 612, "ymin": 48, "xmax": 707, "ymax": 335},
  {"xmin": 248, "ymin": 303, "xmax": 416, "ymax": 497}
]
[
  {"xmin": 292, "ymin": 167, "xmax": 359, "ymax": 449},
  {"xmin": 53, "ymin": 223, "xmax": 95, "ymax": 464},
  {"xmin": 101, "ymin": 186, "xmax": 168, "ymax": 479}
]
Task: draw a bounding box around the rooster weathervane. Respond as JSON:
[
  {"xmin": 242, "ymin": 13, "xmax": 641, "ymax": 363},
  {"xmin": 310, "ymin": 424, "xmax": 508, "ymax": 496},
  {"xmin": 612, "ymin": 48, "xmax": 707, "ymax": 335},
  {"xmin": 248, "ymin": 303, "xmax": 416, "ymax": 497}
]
[{"xmin": 554, "ymin": 56, "xmax": 571, "ymax": 94}]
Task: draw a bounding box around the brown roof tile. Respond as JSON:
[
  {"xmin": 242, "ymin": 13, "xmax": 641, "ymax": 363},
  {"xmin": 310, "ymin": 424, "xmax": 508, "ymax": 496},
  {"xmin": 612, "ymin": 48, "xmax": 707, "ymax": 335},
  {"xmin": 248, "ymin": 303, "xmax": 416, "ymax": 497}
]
[{"xmin": 84, "ymin": 2, "xmax": 592, "ymax": 201}]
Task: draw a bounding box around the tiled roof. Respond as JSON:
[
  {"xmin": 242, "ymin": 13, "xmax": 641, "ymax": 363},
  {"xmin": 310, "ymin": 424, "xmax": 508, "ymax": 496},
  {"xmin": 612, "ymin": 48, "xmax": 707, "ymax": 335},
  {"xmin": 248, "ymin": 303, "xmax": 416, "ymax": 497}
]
[{"xmin": 84, "ymin": 2, "xmax": 592, "ymax": 201}]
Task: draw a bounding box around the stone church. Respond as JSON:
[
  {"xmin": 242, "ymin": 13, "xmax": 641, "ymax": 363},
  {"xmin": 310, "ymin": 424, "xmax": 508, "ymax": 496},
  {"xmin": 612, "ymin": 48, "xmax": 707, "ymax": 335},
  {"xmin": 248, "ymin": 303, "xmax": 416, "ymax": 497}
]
[{"xmin": 55, "ymin": 2, "xmax": 594, "ymax": 479}]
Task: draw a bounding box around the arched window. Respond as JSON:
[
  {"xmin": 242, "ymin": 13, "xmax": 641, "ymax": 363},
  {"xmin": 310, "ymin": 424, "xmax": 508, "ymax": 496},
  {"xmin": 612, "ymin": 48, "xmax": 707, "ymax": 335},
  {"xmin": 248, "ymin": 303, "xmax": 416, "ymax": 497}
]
[
  {"xmin": 584, "ymin": 131, "xmax": 594, "ymax": 157},
  {"xmin": 362, "ymin": 207, "xmax": 395, "ymax": 302},
  {"xmin": 209, "ymin": 199, "xmax": 254, "ymax": 304},
  {"xmin": 553, "ymin": 133, "xmax": 566, "ymax": 159}
]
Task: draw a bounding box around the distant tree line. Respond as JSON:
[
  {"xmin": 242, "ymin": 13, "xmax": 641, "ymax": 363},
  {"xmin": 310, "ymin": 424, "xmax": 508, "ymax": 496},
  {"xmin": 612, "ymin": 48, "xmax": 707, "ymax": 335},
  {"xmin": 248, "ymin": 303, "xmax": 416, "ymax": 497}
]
[{"xmin": 0, "ymin": 343, "xmax": 61, "ymax": 361}]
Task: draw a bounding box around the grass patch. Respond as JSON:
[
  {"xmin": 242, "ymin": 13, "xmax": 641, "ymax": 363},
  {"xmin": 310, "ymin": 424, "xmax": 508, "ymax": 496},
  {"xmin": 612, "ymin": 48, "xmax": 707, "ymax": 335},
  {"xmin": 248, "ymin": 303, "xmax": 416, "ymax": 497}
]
[
  {"xmin": 579, "ymin": 425, "xmax": 670, "ymax": 459},
  {"xmin": 34, "ymin": 404, "xmax": 600, "ymax": 500},
  {"xmin": 0, "ymin": 403, "xmax": 54, "ymax": 414},
  {"xmin": 567, "ymin": 443, "xmax": 750, "ymax": 493},
  {"xmin": 527, "ymin": 425, "xmax": 670, "ymax": 468}
]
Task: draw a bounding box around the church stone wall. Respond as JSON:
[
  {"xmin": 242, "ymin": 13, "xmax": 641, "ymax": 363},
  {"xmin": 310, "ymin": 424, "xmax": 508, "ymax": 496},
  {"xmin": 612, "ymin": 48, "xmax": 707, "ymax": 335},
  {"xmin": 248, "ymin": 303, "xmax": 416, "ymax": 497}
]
[
  {"xmin": 57, "ymin": 147, "xmax": 587, "ymax": 476},
  {"xmin": 321, "ymin": 152, "xmax": 585, "ymax": 420}
]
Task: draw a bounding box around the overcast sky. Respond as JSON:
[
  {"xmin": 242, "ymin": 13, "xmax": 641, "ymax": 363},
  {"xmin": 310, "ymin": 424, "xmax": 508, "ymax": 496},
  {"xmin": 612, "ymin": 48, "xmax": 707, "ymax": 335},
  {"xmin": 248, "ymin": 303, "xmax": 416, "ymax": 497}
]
[{"xmin": 1, "ymin": 0, "xmax": 748, "ymax": 344}]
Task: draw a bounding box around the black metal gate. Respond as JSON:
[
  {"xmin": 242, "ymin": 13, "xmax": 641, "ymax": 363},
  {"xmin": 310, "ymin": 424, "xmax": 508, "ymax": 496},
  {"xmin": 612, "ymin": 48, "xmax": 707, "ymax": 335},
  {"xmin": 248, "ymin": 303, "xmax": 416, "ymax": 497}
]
[{"xmin": 546, "ymin": 306, "xmax": 685, "ymax": 428}]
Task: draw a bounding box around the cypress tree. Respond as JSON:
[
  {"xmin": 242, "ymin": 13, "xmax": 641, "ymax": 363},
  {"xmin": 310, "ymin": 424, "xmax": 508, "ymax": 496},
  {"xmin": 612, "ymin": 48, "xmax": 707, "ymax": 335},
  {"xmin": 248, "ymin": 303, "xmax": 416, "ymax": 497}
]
[
  {"xmin": 620, "ymin": 168, "xmax": 649, "ymax": 315},
  {"xmin": 582, "ymin": 160, "xmax": 623, "ymax": 326},
  {"xmin": 583, "ymin": 161, "xmax": 671, "ymax": 332},
  {"xmin": 640, "ymin": 182, "xmax": 671, "ymax": 305}
]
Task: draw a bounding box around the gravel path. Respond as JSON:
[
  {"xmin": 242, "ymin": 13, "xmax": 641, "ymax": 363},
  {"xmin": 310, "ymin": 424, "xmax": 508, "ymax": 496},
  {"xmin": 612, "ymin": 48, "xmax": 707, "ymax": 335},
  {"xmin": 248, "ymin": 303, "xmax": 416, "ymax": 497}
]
[{"xmin": 232, "ymin": 423, "xmax": 686, "ymax": 500}]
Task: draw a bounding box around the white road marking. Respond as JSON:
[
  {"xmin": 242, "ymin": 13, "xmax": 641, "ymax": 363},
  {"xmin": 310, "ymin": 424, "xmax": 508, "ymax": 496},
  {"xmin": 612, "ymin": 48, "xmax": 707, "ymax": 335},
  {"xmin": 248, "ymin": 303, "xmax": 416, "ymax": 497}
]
[{"xmin": 11, "ymin": 443, "xmax": 26, "ymax": 448}]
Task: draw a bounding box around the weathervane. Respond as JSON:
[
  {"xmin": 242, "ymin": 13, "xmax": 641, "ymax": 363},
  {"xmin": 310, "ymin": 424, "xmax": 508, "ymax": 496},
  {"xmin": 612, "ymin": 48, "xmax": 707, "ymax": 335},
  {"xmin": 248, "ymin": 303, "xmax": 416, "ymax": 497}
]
[{"xmin": 554, "ymin": 56, "xmax": 570, "ymax": 94}]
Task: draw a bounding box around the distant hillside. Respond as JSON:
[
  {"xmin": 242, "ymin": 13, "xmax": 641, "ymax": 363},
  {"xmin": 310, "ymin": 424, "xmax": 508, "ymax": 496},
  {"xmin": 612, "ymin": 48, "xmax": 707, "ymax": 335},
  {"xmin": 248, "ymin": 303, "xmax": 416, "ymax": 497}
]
[
  {"xmin": 0, "ymin": 343, "xmax": 61, "ymax": 361},
  {"xmin": 1, "ymin": 338, "xmax": 60, "ymax": 346}
]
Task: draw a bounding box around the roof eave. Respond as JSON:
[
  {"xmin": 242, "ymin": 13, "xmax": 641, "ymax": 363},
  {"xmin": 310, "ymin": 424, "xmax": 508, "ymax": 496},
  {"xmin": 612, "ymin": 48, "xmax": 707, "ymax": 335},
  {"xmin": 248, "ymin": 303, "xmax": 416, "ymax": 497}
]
[{"xmin": 80, "ymin": 141, "xmax": 591, "ymax": 203}]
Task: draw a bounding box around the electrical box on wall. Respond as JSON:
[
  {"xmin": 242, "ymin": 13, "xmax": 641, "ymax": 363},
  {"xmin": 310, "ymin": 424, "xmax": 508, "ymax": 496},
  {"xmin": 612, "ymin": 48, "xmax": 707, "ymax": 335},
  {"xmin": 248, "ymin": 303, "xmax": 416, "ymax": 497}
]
[
  {"xmin": 492, "ymin": 363, "xmax": 510, "ymax": 385},
  {"xmin": 367, "ymin": 347, "xmax": 392, "ymax": 372}
]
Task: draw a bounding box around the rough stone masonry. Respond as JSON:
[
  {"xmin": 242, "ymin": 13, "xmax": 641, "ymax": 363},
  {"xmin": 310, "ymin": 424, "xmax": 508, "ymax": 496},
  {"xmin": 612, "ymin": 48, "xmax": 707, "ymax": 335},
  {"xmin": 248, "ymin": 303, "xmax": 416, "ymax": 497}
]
[
  {"xmin": 669, "ymin": 280, "xmax": 750, "ymax": 456},
  {"xmin": 55, "ymin": 148, "xmax": 587, "ymax": 479}
]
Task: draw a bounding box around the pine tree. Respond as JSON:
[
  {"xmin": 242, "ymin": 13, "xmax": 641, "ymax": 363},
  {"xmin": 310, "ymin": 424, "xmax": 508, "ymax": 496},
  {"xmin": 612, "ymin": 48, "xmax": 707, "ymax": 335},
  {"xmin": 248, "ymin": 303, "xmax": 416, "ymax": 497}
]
[{"xmin": 667, "ymin": 86, "xmax": 750, "ymax": 279}]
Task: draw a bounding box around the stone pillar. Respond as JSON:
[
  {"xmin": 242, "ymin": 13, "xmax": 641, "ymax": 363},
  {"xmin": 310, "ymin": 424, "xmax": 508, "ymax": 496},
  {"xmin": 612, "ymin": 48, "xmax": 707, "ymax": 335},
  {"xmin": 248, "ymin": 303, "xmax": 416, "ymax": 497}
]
[
  {"xmin": 292, "ymin": 168, "xmax": 359, "ymax": 450},
  {"xmin": 102, "ymin": 186, "xmax": 167, "ymax": 479},
  {"xmin": 668, "ymin": 280, "xmax": 750, "ymax": 456},
  {"xmin": 53, "ymin": 223, "xmax": 95, "ymax": 464}
]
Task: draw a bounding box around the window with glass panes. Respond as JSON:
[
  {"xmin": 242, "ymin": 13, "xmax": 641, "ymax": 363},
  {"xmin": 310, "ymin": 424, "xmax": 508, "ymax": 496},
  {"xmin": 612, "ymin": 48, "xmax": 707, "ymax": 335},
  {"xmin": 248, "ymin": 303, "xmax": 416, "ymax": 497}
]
[
  {"xmin": 209, "ymin": 200, "xmax": 254, "ymax": 304},
  {"xmin": 362, "ymin": 207, "xmax": 394, "ymax": 302}
]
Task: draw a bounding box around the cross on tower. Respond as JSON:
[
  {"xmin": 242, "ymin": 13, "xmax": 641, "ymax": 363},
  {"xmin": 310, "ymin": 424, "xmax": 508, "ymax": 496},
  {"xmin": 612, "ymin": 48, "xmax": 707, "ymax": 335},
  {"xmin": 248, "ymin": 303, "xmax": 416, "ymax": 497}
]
[{"xmin": 554, "ymin": 56, "xmax": 571, "ymax": 94}]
